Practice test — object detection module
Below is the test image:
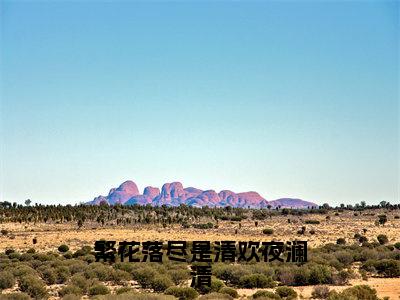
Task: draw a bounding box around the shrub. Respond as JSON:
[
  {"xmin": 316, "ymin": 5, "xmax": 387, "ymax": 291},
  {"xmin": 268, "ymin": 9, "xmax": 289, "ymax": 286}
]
[
  {"xmin": 169, "ymin": 268, "xmax": 190, "ymax": 285},
  {"xmin": 309, "ymin": 229, "xmax": 316, "ymax": 235},
  {"xmin": 360, "ymin": 270, "xmax": 368, "ymax": 281},
  {"xmin": 110, "ymin": 269, "xmax": 132, "ymax": 284},
  {"xmin": 133, "ymin": 266, "xmax": 158, "ymax": 288},
  {"xmin": 150, "ymin": 275, "xmax": 174, "ymax": 292},
  {"xmin": 252, "ymin": 290, "xmax": 281, "ymax": 299},
  {"xmin": 394, "ymin": 242, "xmax": 400, "ymax": 250},
  {"xmin": 358, "ymin": 236, "xmax": 368, "ymax": 243},
  {"xmin": 377, "ymin": 234, "xmax": 389, "ymax": 245},
  {"xmin": 89, "ymin": 283, "xmax": 110, "ymax": 296},
  {"xmin": 336, "ymin": 238, "xmax": 346, "ymax": 245},
  {"xmin": 263, "ymin": 228, "xmax": 274, "ymax": 235},
  {"xmin": 40, "ymin": 267, "xmax": 57, "ymax": 285},
  {"xmin": 378, "ymin": 215, "xmax": 387, "ymax": 226},
  {"xmin": 311, "ymin": 286, "xmax": 330, "ymax": 299},
  {"xmin": 275, "ymin": 286, "xmax": 297, "ymax": 300},
  {"xmin": 165, "ymin": 286, "xmax": 199, "ymax": 300},
  {"xmin": 58, "ymin": 285, "xmax": 83, "ymax": 297},
  {"xmin": 0, "ymin": 293, "xmax": 31, "ymax": 300},
  {"xmin": 116, "ymin": 286, "xmax": 134, "ymax": 294},
  {"xmin": 198, "ymin": 277, "xmax": 225, "ymax": 294},
  {"xmin": 373, "ymin": 259, "xmax": 400, "ymax": 277},
  {"xmin": 338, "ymin": 285, "xmax": 379, "ymax": 300},
  {"xmin": 213, "ymin": 264, "xmax": 251, "ymax": 285},
  {"xmin": 308, "ymin": 265, "xmax": 332, "ymax": 284},
  {"xmin": 193, "ymin": 223, "xmax": 214, "ymax": 229},
  {"xmin": 334, "ymin": 251, "xmax": 353, "ymax": 266},
  {"xmin": 56, "ymin": 266, "xmax": 70, "ymax": 284},
  {"xmin": 86, "ymin": 262, "xmax": 114, "ymax": 281},
  {"xmin": 219, "ymin": 287, "xmax": 238, "ymax": 298},
  {"xmin": 305, "ymin": 220, "xmax": 320, "ymax": 224},
  {"xmin": 239, "ymin": 274, "xmax": 276, "ymax": 288},
  {"xmin": 332, "ymin": 270, "xmax": 351, "ymax": 285},
  {"xmin": 19, "ymin": 275, "xmax": 48, "ymax": 299},
  {"xmin": 71, "ymin": 274, "xmax": 90, "ymax": 293},
  {"xmin": 198, "ymin": 293, "xmax": 233, "ymax": 300},
  {"xmin": 58, "ymin": 244, "xmax": 70, "ymax": 253},
  {"xmin": 12, "ymin": 264, "xmax": 38, "ymax": 278},
  {"xmin": 0, "ymin": 270, "xmax": 15, "ymax": 289},
  {"xmin": 1, "ymin": 229, "xmax": 9, "ymax": 235}
]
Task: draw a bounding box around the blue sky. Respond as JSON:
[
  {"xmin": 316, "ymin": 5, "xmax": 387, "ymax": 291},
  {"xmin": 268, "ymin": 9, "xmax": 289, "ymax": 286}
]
[{"xmin": 1, "ymin": 1, "xmax": 398, "ymax": 206}]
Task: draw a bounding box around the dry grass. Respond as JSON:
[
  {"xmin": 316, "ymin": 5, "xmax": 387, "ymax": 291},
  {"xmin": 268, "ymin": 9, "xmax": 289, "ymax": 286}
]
[{"xmin": 0, "ymin": 209, "xmax": 399, "ymax": 299}]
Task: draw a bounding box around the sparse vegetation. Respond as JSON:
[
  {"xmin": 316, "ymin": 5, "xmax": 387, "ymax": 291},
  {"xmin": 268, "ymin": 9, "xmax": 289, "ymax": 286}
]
[
  {"xmin": 262, "ymin": 228, "xmax": 274, "ymax": 235},
  {"xmin": 0, "ymin": 204, "xmax": 398, "ymax": 299}
]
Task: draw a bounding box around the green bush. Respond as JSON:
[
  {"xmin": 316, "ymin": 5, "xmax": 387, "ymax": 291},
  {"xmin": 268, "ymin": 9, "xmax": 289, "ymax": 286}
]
[
  {"xmin": 55, "ymin": 266, "xmax": 70, "ymax": 284},
  {"xmin": 219, "ymin": 287, "xmax": 238, "ymax": 298},
  {"xmin": 192, "ymin": 222, "xmax": 214, "ymax": 229},
  {"xmin": 71, "ymin": 273, "xmax": 90, "ymax": 293},
  {"xmin": 252, "ymin": 290, "xmax": 281, "ymax": 299},
  {"xmin": 89, "ymin": 283, "xmax": 110, "ymax": 296},
  {"xmin": 150, "ymin": 275, "xmax": 174, "ymax": 292},
  {"xmin": 0, "ymin": 293, "xmax": 31, "ymax": 300},
  {"xmin": 334, "ymin": 250, "xmax": 353, "ymax": 266},
  {"xmin": 198, "ymin": 277, "xmax": 226, "ymax": 294},
  {"xmin": 308, "ymin": 265, "xmax": 333, "ymax": 284},
  {"xmin": 0, "ymin": 270, "xmax": 15, "ymax": 289},
  {"xmin": 336, "ymin": 238, "xmax": 346, "ymax": 245},
  {"xmin": 305, "ymin": 220, "xmax": 320, "ymax": 224},
  {"xmin": 213, "ymin": 264, "xmax": 251, "ymax": 285},
  {"xmin": 238, "ymin": 274, "xmax": 276, "ymax": 288},
  {"xmin": 58, "ymin": 285, "xmax": 83, "ymax": 297},
  {"xmin": 329, "ymin": 285, "xmax": 379, "ymax": 300},
  {"xmin": 377, "ymin": 234, "xmax": 389, "ymax": 245},
  {"xmin": 373, "ymin": 259, "xmax": 400, "ymax": 277},
  {"xmin": 169, "ymin": 268, "xmax": 190, "ymax": 285},
  {"xmin": 263, "ymin": 228, "xmax": 274, "ymax": 235},
  {"xmin": 110, "ymin": 269, "xmax": 132, "ymax": 284},
  {"xmin": 19, "ymin": 275, "xmax": 48, "ymax": 299},
  {"xmin": 165, "ymin": 286, "xmax": 199, "ymax": 300},
  {"xmin": 275, "ymin": 286, "xmax": 297, "ymax": 300},
  {"xmin": 58, "ymin": 244, "xmax": 70, "ymax": 253},
  {"xmin": 12, "ymin": 264, "xmax": 38, "ymax": 278},
  {"xmin": 394, "ymin": 242, "xmax": 400, "ymax": 250},
  {"xmin": 132, "ymin": 266, "xmax": 158, "ymax": 289},
  {"xmin": 40, "ymin": 267, "xmax": 57, "ymax": 284},
  {"xmin": 116, "ymin": 286, "xmax": 134, "ymax": 295}
]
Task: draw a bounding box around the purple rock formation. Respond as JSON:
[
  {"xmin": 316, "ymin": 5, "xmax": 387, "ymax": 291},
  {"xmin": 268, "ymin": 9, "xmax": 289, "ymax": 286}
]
[
  {"xmin": 87, "ymin": 180, "xmax": 318, "ymax": 208},
  {"xmin": 269, "ymin": 198, "xmax": 317, "ymax": 209},
  {"xmin": 107, "ymin": 180, "xmax": 140, "ymax": 205}
]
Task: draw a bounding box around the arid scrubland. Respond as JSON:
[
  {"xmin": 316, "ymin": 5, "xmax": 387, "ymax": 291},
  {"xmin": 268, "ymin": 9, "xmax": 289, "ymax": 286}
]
[{"xmin": 0, "ymin": 204, "xmax": 399, "ymax": 299}]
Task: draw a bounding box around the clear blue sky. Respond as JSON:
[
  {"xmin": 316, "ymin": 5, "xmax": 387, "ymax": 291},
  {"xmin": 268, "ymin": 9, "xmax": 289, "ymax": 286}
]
[{"xmin": 1, "ymin": 1, "xmax": 398, "ymax": 206}]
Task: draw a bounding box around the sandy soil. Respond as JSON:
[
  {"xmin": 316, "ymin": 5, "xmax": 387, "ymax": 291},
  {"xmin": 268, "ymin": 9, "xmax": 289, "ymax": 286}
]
[
  {"xmin": 237, "ymin": 278, "xmax": 400, "ymax": 299},
  {"xmin": 0, "ymin": 210, "xmax": 398, "ymax": 252}
]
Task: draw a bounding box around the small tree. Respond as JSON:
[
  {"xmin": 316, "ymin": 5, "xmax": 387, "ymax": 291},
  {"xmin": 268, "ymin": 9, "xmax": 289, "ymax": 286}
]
[
  {"xmin": 377, "ymin": 234, "xmax": 389, "ymax": 245},
  {"xmin": 77, "ymin": 219, "xmax": 84, "ymax": 229},
  {"xmin": 336, "ymin": 238, "xmax": 346, "ymax": 245},
  {"xmin": 58, "ymin": 244, "xmax": 69, "ymax": 253},
  {"xmin": 378, "ymin": 215, "xmax": 387, "ymax": 226}
]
